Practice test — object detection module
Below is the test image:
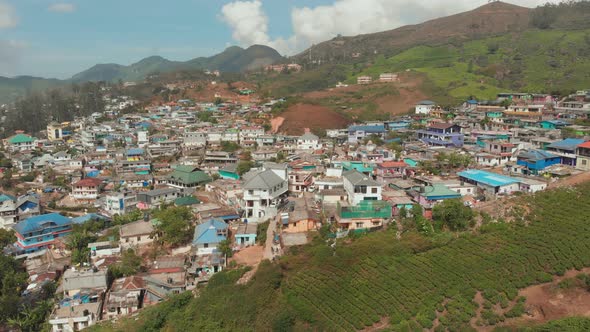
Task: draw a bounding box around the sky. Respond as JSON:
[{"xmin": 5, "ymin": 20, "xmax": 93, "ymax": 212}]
[{"xmin": 0, "ymin": 0, "xmax": 551, "ymax": 79}]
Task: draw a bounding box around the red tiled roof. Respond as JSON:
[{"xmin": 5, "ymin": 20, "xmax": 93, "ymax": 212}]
[
  {"xmin": 578, "ymin": 141, "xmax": 590, "ymax": 149},
  {"xmin": 428, "ymin": 123, "xmax": 456, "ymax": 130},
  {"xmin": 73, "ymin": 178, "xmax": 103, "ymax": 187}
]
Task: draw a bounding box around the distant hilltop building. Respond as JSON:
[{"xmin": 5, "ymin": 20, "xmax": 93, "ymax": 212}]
[
  {"xmin": 123, "ymin": 82, "xmax": 137, "ymax": 87},
  {"xmin": 357, "ymin": 76, "xmax": 372, "ymax": 85},
  {"xmin": 265, "ymin": 63, "xmax": 302, "ymax": 73},
  {"xmin": 379, "ymin": 73, "xmax": 398, "ymax": 82}
]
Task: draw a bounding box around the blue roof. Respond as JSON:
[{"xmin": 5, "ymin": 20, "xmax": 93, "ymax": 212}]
[
  {"xmin": 126, "ymin": 148, "xmax": 144, "ymax": 156},
  {"xmin": 547, "ymin": 138, "xmax": 585, "ymax": 151},
  {"xmin": 348, "ymin": 125, "xmax": 386, "ymax": 133},
  {"xmin": 14, "ymin": 213, "xmax": 71, "ymax": 234},
  {"xmin": 467, "ymin": 100, "xmax": 478, "ymax": 104},
  {"xmin": 192, "ymin": 218, "xmax": 228, "ymax": 245},
  {"xmin": 458, "ymin": 169, "xmax": 519, "ymax": 187},
  {"xmin": 518, "ymin": 150, "xmax": 559, "ymax": 161},
  {"xmin": 0, "ymin": 194, "xmax": 16, "ymax": 203},
  {"xmin": 71, "ymin": 213, "xmax": 109, "ymax": 224}
]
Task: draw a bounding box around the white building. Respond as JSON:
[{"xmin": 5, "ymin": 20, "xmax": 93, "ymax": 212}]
[
  {"xmin": 415, "ymin": 100, "xmax": 437, "ymax": 115},
  {"xmin": 242, "ymin": 164, "xmax": 288, "ymax": 222},
  {"xmin": 104, "ymin": 191, "xmax": 137, "ymax": 216},
  {"xmin": 342, "ymin": 170, "xmax": 382, "ymax": 206},
  {"xmin": 297, "ymin": 132, "xmax": 321, "ymax": 150}
]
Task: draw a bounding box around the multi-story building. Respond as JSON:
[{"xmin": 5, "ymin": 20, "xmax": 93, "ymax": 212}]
[
  {"xmin": 417, "ymin": 123, "xmax": 464, "ymax": 147},
  {"xmin": 72, "ymin": 178, "xmax": 103, "ymax": 202},
  {"xmin": 104, "ymin": 190, "xmax": 138, "ymax": 216},
  {"xmin": 14, "ymin": 213, "xmax": 72, "ymax": 254},
  {"xmin": 296, "ymin": 132, "xmax": 321, "ymax": 150},
  {"xmin": 6, "ymin": 133, "xmax": 35, "ymax": 152},
  {"xmin": 242, "ymin": 165, "xmax": 288, "ymax": 222},
  {"xmin": 342, "ymin": 170, "xmax": 382, "ymax": 206}
]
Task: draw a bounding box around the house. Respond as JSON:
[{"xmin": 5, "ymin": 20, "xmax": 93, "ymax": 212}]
[
  {"xmin": 167, "ymin": 165, "xmax": 212, "ymax": 190},
  {"xmin": 49, "ymin": 302, "xmax": 101, "ymax": 332},
  {"xmin": 119, "ymin": 220, "xmax": 154, "ymax": 249},
  {"xmin": 415, "ymin": 100, "xmax": 437, "ymax": 115},
  {"xmin": 103, "ymin": 276, "xmax": 145, "ymax": 319},
  {"xmin": 242, "ymin": 166, "xmax": 288, "ymax": 222},
  {"xmin": 410, "ymin": 184, "xmax": 462, "ymax": 208},
  {"xmin": 174, "ymin": 195, "xmax": 201, "ymax": 207},
  {"xmin": 136, "ymin": 188, "xmax": 181, "ymax": 209},
  {"xmin": 576, "ymin": 141, "xmax": 590, "ymax": 171},
  {"xmin": 336, "ymin": 200, "xmax": 392, "ymax": 231},
  {"xmin": 458, "ymin": 169, "xmax": 520, "ymax": 196},
  {"xmin": 192, "ymin": 218, "xmax": 228, "ymax": 256},
  {"xmin": 546, "ymin": 138, "xmax": 585, "ymax": 166},
  {"xmin": 14, "ymin": 213, "xmax": 72, "ymax": 254},
  {"xmin": 47, "ymin": 122, "xmax": 65, "ymax": 141},
  {"xmin": 375, "ymin": 161, "xmax": 409, "ymax": 182},
  {"xmin": 235, "ymin": 223, "xmax": 257, "ymax": 247},
  {"xmin": 348, "ymin": 124, "xmax": 386, "ymax": 144},
  {"xmin": 297, "ymin": 131, "xmax": 321, "ymax": 150},
  {"xmin": 103, "ymin": 190, "xmax": 138, "ymax": 216},
  {"xmin": 218, "ymin": 164, "xmax": 240, "ymax": 180},
  {"xmin": 357, "ymin": 76, "xmax": 372, "ymax": 84},
  {"xmin": 379, "ymin": 73, "xmax": 398, "ymax": 82},
  {"xmin": 282, "ymin": 193, "xmax": 320, "ymax": 233},
  {"xmin": 72, "ymin": 178, "xmax": 103, "ymax": 202},
  {"xmin": 61, "ymin": 268, "xmax": 108, "ymax": 298},
  {"xmin": 343, "ymin": 170, "xmax": 382, "ymax": 206},
  {"xmin": 0, "ymin": 193, "xmax": 40, "ymax": 229},
  {"xmin": 417, "ymin": 123, "xmax": 464, "ymax": 147},
  {"xmin": 143, "ymin": 256, "xmax": 186, "ymax": 299},
  {"xmin": 516, "ymin": 150, "xmax": 562, "ymax": 175},
  {"xmin": 6, "ymin": 133, "xmax": 35, "ymax": 152},
  {"xmin": 540, "ymin": 120, "xmax": 569, "ymax": 130}
]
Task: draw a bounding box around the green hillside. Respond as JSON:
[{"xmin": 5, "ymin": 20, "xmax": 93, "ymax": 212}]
[
  {"xmin": 90, "ymin": 183, "xmax": 590, "ymax": 332},
  {"xmin": 353, "ymin": 29, "xmax": 590, "ymax": 101}
]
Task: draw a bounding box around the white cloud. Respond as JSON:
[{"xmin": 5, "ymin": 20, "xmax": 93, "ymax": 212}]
[
  {"xmin": 0, "ymin": 1, "xmax": 17, "ymax": 28},
  {"xmin": 221, "ymin": 0, "xmax": 553, "ymax": 55},
  {"xmin": 48, "ymin": 3, "xmax": 76, "ymax": 13}
]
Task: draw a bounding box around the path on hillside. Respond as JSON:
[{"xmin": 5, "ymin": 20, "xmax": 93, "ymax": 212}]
[{"xmin": 264, "ymin": 218, "xmax": 279, "ymax": 260}]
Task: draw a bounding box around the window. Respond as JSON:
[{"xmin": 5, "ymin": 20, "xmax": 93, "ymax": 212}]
[
  {"xmin": 355, "ymin": 222, "xmax": 364, "ymax": 228},
  {"xmin": 137, "ymin": 236, "xmax": 141, "ymax": 241},
  {"xmin": 583, "ymin": 160, "xmax": 588, "ymax": 166},
  {"xmin": 204, "ymin": 243, "xmax": 209, "ymax": 248},
  {"xmin": 371, "ymin": 188, "xmax": 378, "ymax": 194}
]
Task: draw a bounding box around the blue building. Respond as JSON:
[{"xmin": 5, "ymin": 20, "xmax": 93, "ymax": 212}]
[
  {"xmin": 384, "ymin": 120, "xmax": 411, "ymax": 131},
  {"xmin": 458, "ymin": 169, "xmax": 520, "ymax": 195},
  {"xmin": 417, "ymin": 123, "xmax": 464, "ymax": 147},
  {"xmin": 14, "ymin": 213, "xmax": 72, "ymax": 253},
  {"xmin": 516, "ymin": 150, "xmax": 561, "ymax": 175},
  {"xmin": 192, "ymin": 218, "xmax": 228, "ymax": 255}
]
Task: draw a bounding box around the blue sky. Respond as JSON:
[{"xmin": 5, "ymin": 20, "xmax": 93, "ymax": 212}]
[{"xmin": 0, "ymin": 0, "xmax": 548, "ymax": 79}]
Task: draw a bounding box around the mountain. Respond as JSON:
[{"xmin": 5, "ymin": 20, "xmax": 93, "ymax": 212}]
[
  {"xmin": 71, "ymin": 45, "xmax": 284, "ymax": 82},
  {"xmin": 293, "ymin": 1, "xmax": 532, "ymax": 64}
]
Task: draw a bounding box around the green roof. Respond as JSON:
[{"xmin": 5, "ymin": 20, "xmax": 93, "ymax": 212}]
[
  {"xmin": 175, "ymin": 196, "xmax": 201, "ymax": 206},
  {"xmin": 8, "ymin": 133, "xmax": 34, "ymax": 144},
  {"xmin": 169, "ymin": 166, "xmax": 212, "ymax": 185}
]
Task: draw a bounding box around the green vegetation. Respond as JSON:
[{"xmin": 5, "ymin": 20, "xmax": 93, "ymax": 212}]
[
  {"xmin": 432, "ymin": 199, "xmax": 474, "ymax": 231},
  {"xmin": 220, "ymin": 141, "xmax": 240, "ymax": 153},
  {"xmin": 152, "ymin": 206, "xmax": 194, "ymax": 247},
  {"xmin": 494, "ymin": 317, "xmax": 590, "ymax": 331},
  {"xmin": 90, "ymin": 183, "xmax": 590, "ymax": 331},
  {"xmin": 110, "ymin": 249, "xmax": 144, "ymax": 279},
  {"xmin": 196, "ymin": 111, "xmax": 218, "ymax": 124},
  {"xmin": 0, "ymin": 228, "xmax": 15, "ymax": 248},
  {"xmin": 236, "ymin": 160, "xmax": 255, "ymax": 175},
  {"xmin": 256, "ymin": 220, "xmax": 269, "ymax": 245},
  {"xmin": 354, "ymin": 28, "xmax": 590, "ymax": 102}
]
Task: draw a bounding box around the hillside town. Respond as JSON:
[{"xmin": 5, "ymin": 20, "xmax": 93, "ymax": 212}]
[{"xmin": 1, "ymin": 81, "xmax": 590, "ymax": 330}]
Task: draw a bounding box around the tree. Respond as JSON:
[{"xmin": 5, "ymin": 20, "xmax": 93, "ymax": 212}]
[
  {"xmin": 218, "ymin": 239, "xmax": 233, "ymax": 258},
  {"xmin": 432, "ymin": 199, "xmax": 474, "ymax": 231},
  {"xmin": 236, "ymin": 161, "xmax": 255, "ymax": 175},
  {"xmin": 0, "ymin": 229, "xmax": 16, "ymax": 248},
  {"xmin": 153, "ymin": 206, "xmax": 194, "ymax": 246},
  {"xmin": 110, "ymin": 249, "xmax": 143, "ymax": 278}
]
